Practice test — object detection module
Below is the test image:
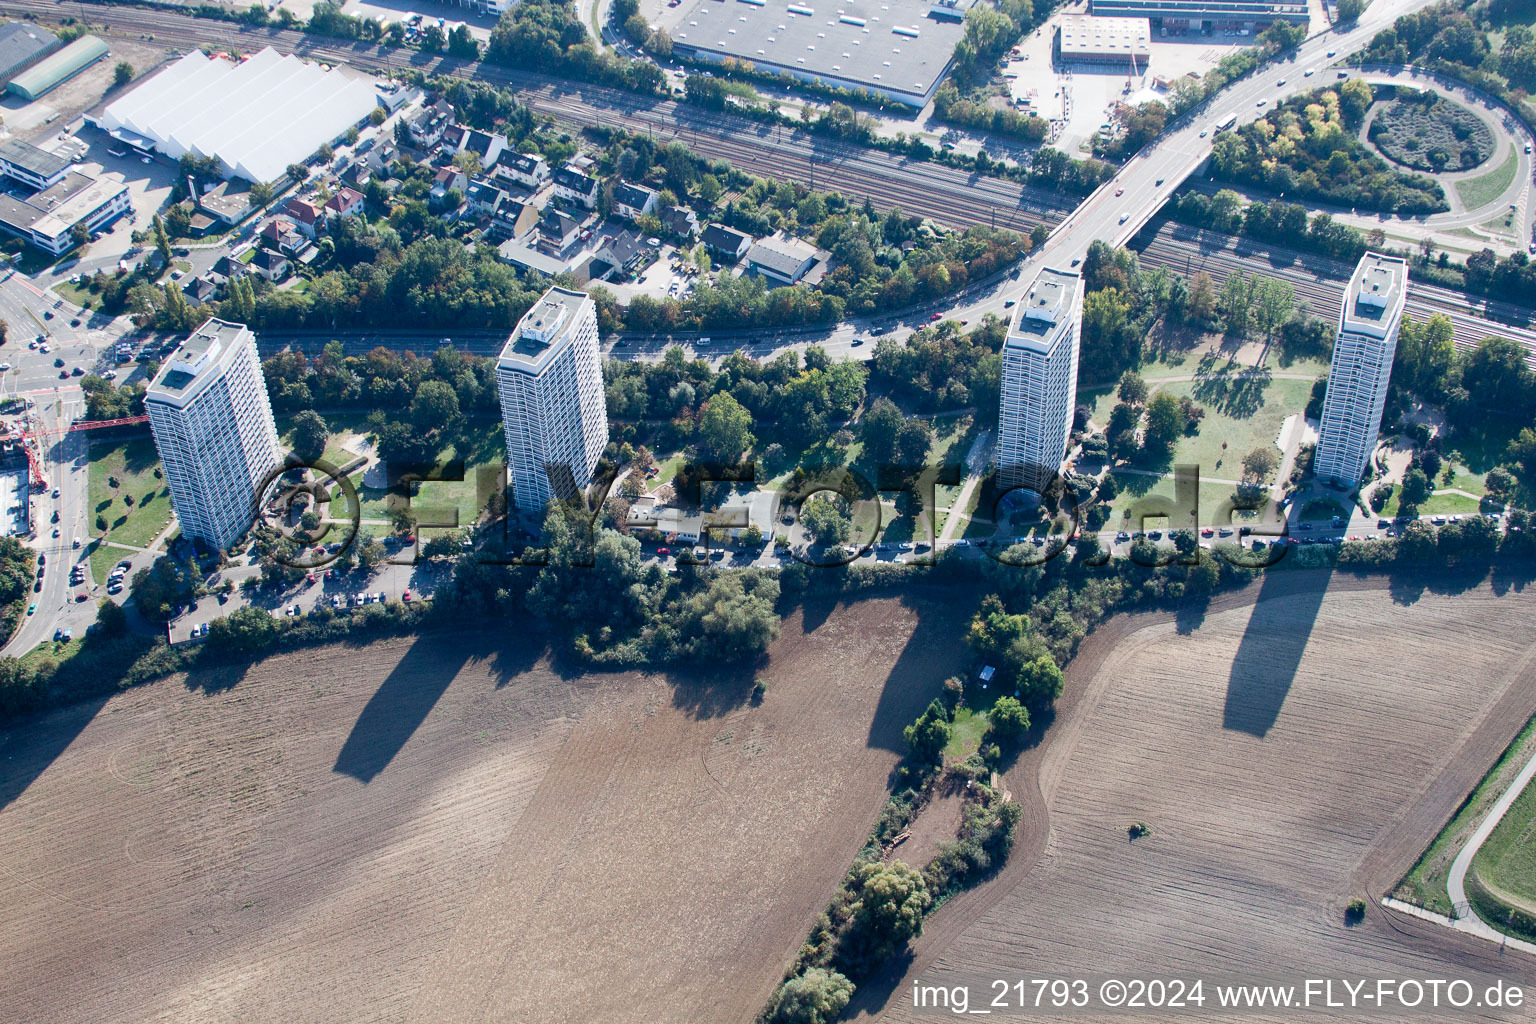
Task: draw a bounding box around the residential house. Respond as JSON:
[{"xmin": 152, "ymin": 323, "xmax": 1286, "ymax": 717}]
[
  {"xmin": 489, "ymin": 195, "xmax": 540, "ymax": 240},
  {"xmin": 441, "ymin": 124, "xmax": 508, "ymax": 171},
  {"xmin": 405, "ymin": 98, "xmax": 454, "ymax": 149},
  {"xmin": 363, "ymin": 143, "xmax": 397, "ymax": 179},
  {"xmin": 259, "ymin": 216, "xmax": 309, "ymax": 258},
  {"xmin": 744, "ymin": 234, "xmax": 823, "ymax": 285},
  {"xmin": 536, "ymin": 206, "xmax": 582, "ymax": 256},
  {"xmin": 497, "ymin": 152, "xmax": 548, "ymax": 189},
  {"xmin": 285, "ymin": 197, "xmax": 323, "ymax": 238},
  {"xmin": 552, "ymin": 165, "xmax": 598, "ymax": 210},
  {"xmin": 588, "ymin": 230, "xmax": 649, "ymax": 282},
  {"xmin": 181, "ymin": 271, "xmax": 225, "ymax": 304},
  {"xmin": 612, "ymin": 181, "xmax": 658, "ymax": 222},
  {"xmin": 324, "ymin": 186, "xmax": 364, "ymax": 221},
  {"xmin": 700, "ymin": 223, "xmax": 752, "ymax": 261},
  {"xmin": 431, "ymin": 165, "xmax": 468, "ymax": 200},
  {"xmin": 660, "ymin": 205, "xmax": 699, "ymax": 239},
  {"xmin": 213, "ymin": 254, "xmax": 251, "ymax": 280},
  {"xmin": 464, "ymin": 178, "xmax": 506, "ymax": 216},
  {"xmin": 249, "ymin": 247, "xmax": 290, "ymax": 281}
]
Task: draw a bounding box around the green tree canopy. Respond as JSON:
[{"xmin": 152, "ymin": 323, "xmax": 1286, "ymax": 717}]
[
  {"xmin": 767, "ymin": 968, "xmax": 854, "ymax": 1024},
  {"xmin": 697, "ymin": 391, "xmax": 755, "ymax": 460}
]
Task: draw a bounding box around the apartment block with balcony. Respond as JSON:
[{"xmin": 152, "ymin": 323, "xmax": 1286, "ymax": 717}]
[
  {"xmin": 1314, "ymin": 253, "xmax": 1408, "ymax": 488},
  {"xmin": 145, "ymin": 318, "xmax": 283, "ymax": 550},
  {"xmin": 996, "ymin": 267, "xmax": 1084, "ymax": 492},
  {"xmin": 496, "ymin": 287, "xmax": 608, "ymax": 514}
]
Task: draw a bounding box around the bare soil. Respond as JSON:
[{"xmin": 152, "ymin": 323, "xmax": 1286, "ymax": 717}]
[
  {"xmin": 0, "ymin": 593, "xmax": 968, "ymax": 1024},
  {"xmin": 863, "ymin": 574, "xmax": 1536, "ymax": 1023},
  {"xmin": 891, "ymin": 774, "xmax": 969, "ymax": 871}
]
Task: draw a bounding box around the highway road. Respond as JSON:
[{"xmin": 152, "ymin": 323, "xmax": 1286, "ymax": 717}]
[
  {"xmin": 2, "ymin": 0, "xmax": 1527, "ymax": 350},
  {"xmin": 1, "ymin": 391, "xmax": 105, "ymax": 657}
]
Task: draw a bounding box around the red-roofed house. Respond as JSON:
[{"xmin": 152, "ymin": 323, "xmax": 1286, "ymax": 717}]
[
  {"xmin": 285, "ymin": 197, "xmax": 323, "ymax": 238},
  {"xmin": 325, "ymin": 186, "xmax": 364, "ymax": 221}
]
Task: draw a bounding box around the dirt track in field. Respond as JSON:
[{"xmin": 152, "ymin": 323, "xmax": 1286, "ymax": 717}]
[
  {"xmin": 0, "ymin": 595, "xmax": 965, "ymax": 1024},
  {"xmin": 863, "ymin": 571, "xmax": 1536, "ymax": 1023}
]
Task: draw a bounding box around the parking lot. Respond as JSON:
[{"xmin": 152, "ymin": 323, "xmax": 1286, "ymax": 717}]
[
  {"xmin": 167, "ymin": 556, "xmax": 452, "ymax": 643},
  {"xmin": 1001, "ymin": 3, "xmax": 1290, "ymax": 155}
]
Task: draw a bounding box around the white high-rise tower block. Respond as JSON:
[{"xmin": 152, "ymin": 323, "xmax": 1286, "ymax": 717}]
[
  {"xmin": 1314, "ymin": 252, "xmax": 1408, "ymax": 487},
  {"xmin": 145, "ymin": 318, "xmax": 283, "ymax": 550},
  {"xmin": 496, "ymin": 286, "xmax": 608, "ymax": 512},
  {"xmin": 996, "ymin": 266, "xmax": 1084, "ymax": 491}
]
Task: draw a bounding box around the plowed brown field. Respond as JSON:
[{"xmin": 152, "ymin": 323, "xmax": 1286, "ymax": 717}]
[
  {"xmin": 0, "ymin": 595, "xmax": 965, "ymax": 1024},
  {"xmin": 867, "ymin": 574, "xmax": 1536, "ymax": 1023}
]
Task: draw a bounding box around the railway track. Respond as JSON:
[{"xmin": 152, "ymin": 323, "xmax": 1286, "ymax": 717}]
[
  {"xmin": 1135, "ymin": 225, "xmax": 1536, "ymax": 354},
  {"xmin": 5, "ymin": 0, "xmax": 1533, "ymax": 353}
]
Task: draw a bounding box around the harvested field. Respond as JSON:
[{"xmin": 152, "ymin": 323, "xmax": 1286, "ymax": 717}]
[
  {"xmin": 0, "ymin": 594, "xmax": 966, "ymax": 1024},
  {"xmin": 867, "ymin": 574, "xmax": 1536, "ymax": 1023}
]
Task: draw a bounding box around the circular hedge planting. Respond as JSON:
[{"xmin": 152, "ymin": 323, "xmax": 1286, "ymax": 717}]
[{"xmin": 1368, "ymin": 90, "xmax": 1494, "ymax": 172}]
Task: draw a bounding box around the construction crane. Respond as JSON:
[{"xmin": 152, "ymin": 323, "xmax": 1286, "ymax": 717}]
[{"xmin": 1, "ymin": 414, "xmax": 149, "ymax": 489}]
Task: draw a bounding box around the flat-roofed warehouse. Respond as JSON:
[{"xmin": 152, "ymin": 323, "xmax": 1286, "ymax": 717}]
[
  {"xmin": 1057, "ymin": 16, "xmax": 1150, "ymax": 71},
  {"xmin": 87, "ymin": 46, "xmax": 380, "ymax": 183},
  {"xmin": 1087, "ymin": 0, "xmax": 1307, "ymax": 29},
  {"xmin": 671, "ymin": 0, "xmax": 977, "ymax": 107}
]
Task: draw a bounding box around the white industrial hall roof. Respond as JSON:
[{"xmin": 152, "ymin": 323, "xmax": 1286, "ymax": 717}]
[{"xmin": 95, "ymin": 47, "xmax": 379, "ymax": 184}]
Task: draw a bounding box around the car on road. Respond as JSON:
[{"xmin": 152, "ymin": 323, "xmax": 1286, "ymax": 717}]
[
  {"xmin": 70, "ymin": 366, "xmax": 82, "ymax": 376},
  {"xmin": 1118, "ymin": 213, "xmax": 1129, "ymax": 223},
  {"xmin": 851, "ymin": 338, "xmax": 864, "ymax": 346},
  {"xmin": 59, "ymin": 370, "xmax": 68, "ymax": 379},
  {"xmin": 1276, "ymin": 78, "xmax": 1286, "ymax": 86},
  {"xmin": 1004, "ymin": 299, "xmax": 1016, "ymax": 307},
  {"xmin": 26, "ymin": 603, "xmax": 34, "ymax": 615},
  {"xmin": 42, "ymin": 310, "xmax": 52, "ymax": 320},
  {"xmin": 1114, "ymin": 188, "xmax": 1124, "ymax": 196},
  {"xmin": 657, "ymin": 546, "xmax": 672, "ymax": 557},
  {"xmin": 75, "ymin": 592, "xmax": 87, "ymax": 602},
  {"xmin": 1256, "ymin": 99, "xmax": 1267, "ymax": 107},
  {"xmin": 1199, "ymin": 129, "xmax": 1208, "ymax": 137},
  {"xmin": 53, "ymin": 357, "xmax": 64, "ymax": 367},
  {"xmin": 403, "ymin": 589, "xmax": 412, "ymax": 603},
  {"xmin": 70, "ymin": 317, "xmax": 80, "ymax": 326},
  {"xmin": 1303, "ymin": 67, "xmax": 1315, "ymax": 76},
  {"xmin": 51, "ymin": 489, "xmax": 59, "ymax": 498},
  {"xmin": 0, "ymin": 363, "xmax": 9, "ymax": 371},
  {"xmin": 1337, "ymin": 70, "xmax": 1349, "ymax": 79},
  {"xmin": 928, "ymin": 312, "xmax": 942, "ymax": 321},
  {"xmin": 1326, "ymin": 48, "xmax": 1336, "ymax": 56},
  {"xmin": 52, "ymin": 528, "xmax": 59, "ymax": 537}
]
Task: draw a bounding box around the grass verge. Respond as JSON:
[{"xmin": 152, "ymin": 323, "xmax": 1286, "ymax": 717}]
[
  {"xmin": 1455, "ymin": 143, "xmax": 1518, "ymax": 210},
  {"xmin": 1393, "ymin": 711, "xmax": 1536, "ymax": 916}
]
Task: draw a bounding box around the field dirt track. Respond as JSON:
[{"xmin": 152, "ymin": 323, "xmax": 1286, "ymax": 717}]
[
  {"xmin": 865, "ymin": 571, "xmax": 1536, "ymax": 1023},
  {"xmin": 0, "ymin": 595, "xmax": 962, "ymax": 1024}
]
